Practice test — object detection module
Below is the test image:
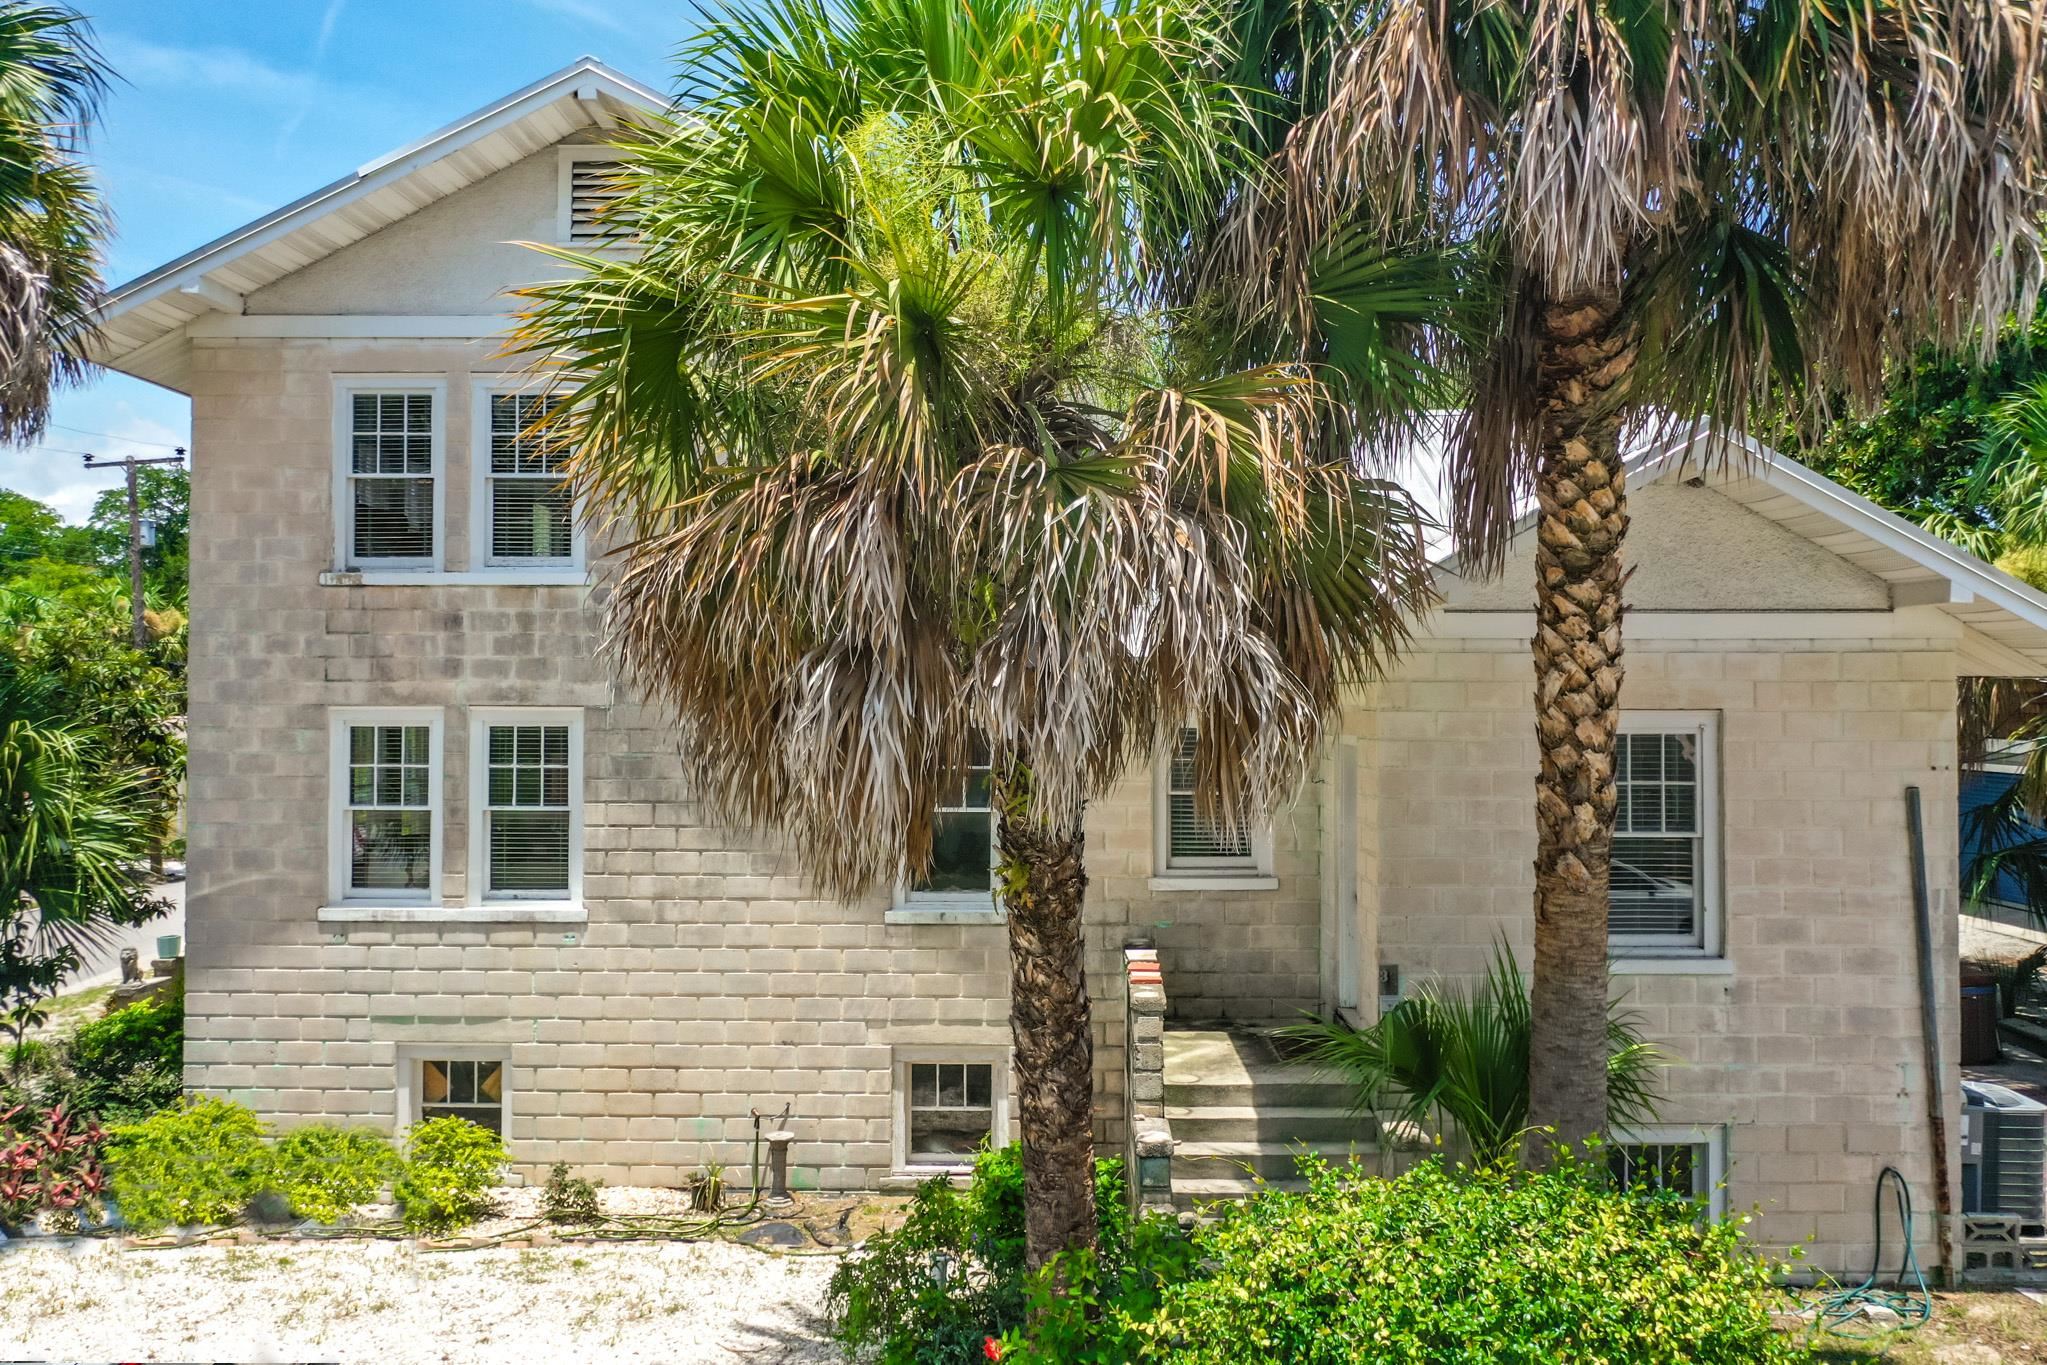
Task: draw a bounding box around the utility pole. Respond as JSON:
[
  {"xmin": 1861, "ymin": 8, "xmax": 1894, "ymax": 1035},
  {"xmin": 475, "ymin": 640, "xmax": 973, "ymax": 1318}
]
[{"xmin": 82, "ymin": 449, "xmax": 186, "ymax": 647}]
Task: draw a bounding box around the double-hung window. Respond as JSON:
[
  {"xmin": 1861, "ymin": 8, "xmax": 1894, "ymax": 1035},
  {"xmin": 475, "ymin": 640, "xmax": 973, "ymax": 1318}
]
[
  {"xmin": 468, "ymin": 708, "xmax": 583, "ymax": 907},
  {"xmin": 335, "ymin": 379, "xmax": 443, "ymax": 570},
  {"xmin": 329, "ymin": 708, "xmax": 442, "ymax": 905},
  {"xmin": 1152, "ymin": 727, "xmax": 1273, "ymax": 884},
  {"xmin": 893, "ymin": 1050, "xmax": 1008, "ymax": 1171},
  {"xmin": 1610, "ymin": 713, "xmax": 1721, "ymax": 955},
  {"xmin": 904, "ymin": 748, "xmax": 996, "ymax": 907},
  {"xmin": 474, "ymin": 388, "xmax": 578, "ymax": 569}
]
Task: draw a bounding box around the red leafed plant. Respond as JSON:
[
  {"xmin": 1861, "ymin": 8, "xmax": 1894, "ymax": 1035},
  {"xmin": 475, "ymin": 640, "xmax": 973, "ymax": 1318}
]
[{"xmin": 0, "ymin": 1102, "xmax": 108, "ymax": 1232}]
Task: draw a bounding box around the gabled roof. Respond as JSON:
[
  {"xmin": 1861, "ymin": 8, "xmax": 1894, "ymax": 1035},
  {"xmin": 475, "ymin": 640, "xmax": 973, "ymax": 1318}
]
[
  {"xmin": 1421, "ymin": 426, "xmax": 2047, "ymax": 673},
  {"xmin": 89, "ymin": 57, "xmax": 666, "ymax": 388}
]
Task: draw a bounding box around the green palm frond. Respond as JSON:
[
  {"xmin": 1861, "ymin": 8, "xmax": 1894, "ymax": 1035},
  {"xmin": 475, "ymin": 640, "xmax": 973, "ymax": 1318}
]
[{"xmin": 1280, "ymin": 941, "xmax": 1665, "ymax": 1165}]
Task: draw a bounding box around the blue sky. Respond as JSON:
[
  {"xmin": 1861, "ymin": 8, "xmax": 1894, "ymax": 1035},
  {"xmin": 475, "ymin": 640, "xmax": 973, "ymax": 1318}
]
[{"xmin": 0, "ymin": 0, "xmax": 697, "ymax": 520}]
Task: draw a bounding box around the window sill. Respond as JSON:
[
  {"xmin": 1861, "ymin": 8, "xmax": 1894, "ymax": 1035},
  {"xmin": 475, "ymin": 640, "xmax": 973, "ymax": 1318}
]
[
  {"xmin": 1146, "ymin": 875, "xmax": 1280, "ymax": 893},
  {"xmin": 885, "ymin": 905, "xmax": 1005, "ymax": 925},
  {"xmin": 319, "ymin": 570, "xmax": 589, "ymax": 587},
  {"xmin": 880, "ymin": 1167, "xmax": 972, "ymax": 1191},
  {"xmin": 1609, "ymin": 955, "xmax": 1732, "ymax": 976},
  {"xmin": 317, "ymin": 903, "xmax": 588, "ymax": 924}
]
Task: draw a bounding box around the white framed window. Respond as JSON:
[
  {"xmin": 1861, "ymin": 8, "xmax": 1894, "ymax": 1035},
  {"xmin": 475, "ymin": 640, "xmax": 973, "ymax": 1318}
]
[
  {"xmin": 467, "ymin": 708, "xmax": 583, "ymax": 909},
  {"xmin": 395, "ymin": 1045, "xmax": 510, "ymax": 1138},
  {"xmin": 899, "ymin": 747, "xmax": 998, "ymax": 912},
  {"xmin": 557, "ymin": 146, "xmax": 633, "ymax": 247},
  {"xmin": 892, "ymin": 1047, "xmax": 1009, "ymax": 1172},
  {"xmin": 470, "ymin": 385, "xmax": 581, "ymax": 570},
  {"xmin": 1610, "ymin": 1125, "xmax": 1727, "ymax": 1217},
  {"xmin": 332, "ymin": 376, "xmax": 445, "ymax": 571},
  {"xmin": 1152, "ymin": 727, "xmax": 1274, "ymax": 885},
  {"xmin": 1610, "ymin": 712, "xmax": 1721, "ymax": 956},
  {"xmin": 328, "ymin": 708, "xmax": 443, "ymax": 905}
]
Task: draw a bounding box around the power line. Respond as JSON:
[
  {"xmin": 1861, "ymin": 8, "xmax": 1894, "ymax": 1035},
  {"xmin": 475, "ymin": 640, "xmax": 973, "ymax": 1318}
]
[{"xmin": 47, "ymin": 423, "xmax": 187, "ymax": 451}]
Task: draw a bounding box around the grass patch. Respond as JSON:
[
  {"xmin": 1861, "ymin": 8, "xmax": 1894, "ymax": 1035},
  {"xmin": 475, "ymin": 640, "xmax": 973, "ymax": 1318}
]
[{"xmin": 1801, "ymin": 1290, "xmax": 2047, "ymax": 1361}]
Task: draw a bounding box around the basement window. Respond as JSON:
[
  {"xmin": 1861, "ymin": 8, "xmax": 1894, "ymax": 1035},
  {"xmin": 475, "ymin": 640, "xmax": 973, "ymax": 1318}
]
[
  {"xmin": 1610, "ymin": 1126, "xmax": 1726, "ymax": 1215},
  {"xmin": 899, "ymin": 1059, "xmax": 999, "ymax": 1169},
  {"xmin": 418, "ymin": 1058, "xmax": 507, "ymax": 1135}
]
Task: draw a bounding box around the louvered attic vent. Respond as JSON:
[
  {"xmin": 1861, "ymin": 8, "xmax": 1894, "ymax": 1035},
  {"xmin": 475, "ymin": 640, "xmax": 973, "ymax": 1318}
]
[{"xmin": 562, "ymin": 152, "xmax": 634, "ymax": 247}]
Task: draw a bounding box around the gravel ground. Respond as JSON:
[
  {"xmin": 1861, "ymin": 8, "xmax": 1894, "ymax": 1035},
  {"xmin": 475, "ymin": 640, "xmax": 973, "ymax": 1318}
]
[{"xmin": 0, "ymin": 1238, "xmax": 847, "ymax": 1363}]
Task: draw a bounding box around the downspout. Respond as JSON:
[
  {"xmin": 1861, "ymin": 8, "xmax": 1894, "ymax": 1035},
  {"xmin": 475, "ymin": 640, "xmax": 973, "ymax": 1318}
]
[{"xmin": 1906, "ymin": 785, "xmax": 1956, "ymax": 1284}]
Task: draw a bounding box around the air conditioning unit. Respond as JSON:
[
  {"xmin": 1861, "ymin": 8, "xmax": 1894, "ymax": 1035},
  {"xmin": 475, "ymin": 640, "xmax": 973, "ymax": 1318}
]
[{"xmin": 1962, "ymin": 1081, "xmax": 2047, "ymax": 1231}]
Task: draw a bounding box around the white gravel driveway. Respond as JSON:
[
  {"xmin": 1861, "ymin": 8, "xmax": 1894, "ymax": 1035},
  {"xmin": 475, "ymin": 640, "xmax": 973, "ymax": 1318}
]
[{"xmin": 0, "ymin": 1238, "xmax": 845, "ymax": 1363}]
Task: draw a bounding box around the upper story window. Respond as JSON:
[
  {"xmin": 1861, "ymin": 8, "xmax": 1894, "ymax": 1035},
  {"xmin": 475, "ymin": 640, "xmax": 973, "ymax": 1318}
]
[
  {"xmin": 558, "ymin": 147, "xmax": 633, "ymax": 248},
  {"xmin": 1152, "ymin": 728, "xmax": 1274, "ymax": 885},
  {"xmin": 329, "ymin": 707, "xmax": 442, "ymax": 905},
  {"xmin": 1610, "ymin": 713, "xmax": 1721, "ymax": 956},
  {"xmin": 474, "ymin": 388, "xmax": 578, "ymax": 569},
  {"xmin": 468, "ymin": 708, "xmax": 583, "ymax": 907},
  {"xmin": 907, "ymin": 748, "xmax": 996, "ymax": 903},
  {"xmin": 333, "ymin": 377, "xmax": 444, "ymax": 571}
]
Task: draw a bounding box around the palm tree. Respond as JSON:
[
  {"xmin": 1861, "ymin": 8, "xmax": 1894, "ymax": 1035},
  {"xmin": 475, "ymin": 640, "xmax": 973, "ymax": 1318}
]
[
  {"xmin": 0, "ymin": 658, "xmax": 165, "ymax": 1072},
  {"xmin": 513, "ymin": 0, "xmax": 1446, "ymax": 1266},
  {"xmin": 1222, "ymin": 0, "xmax": 2047, "ymax": 1150},
  {"xmin": 0, "ymin": 3, "xmax": 108, "ymax": 443}
]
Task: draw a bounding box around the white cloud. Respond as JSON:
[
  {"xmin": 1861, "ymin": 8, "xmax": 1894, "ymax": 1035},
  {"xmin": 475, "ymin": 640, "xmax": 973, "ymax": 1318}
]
[
  {"xmin": 98, "ymin": 35, "xmax": 315, "ymax": 106},
  {"xmin": 314, "ymin": 0, "xmax": 349, "ymax": 62},
  {"xmin": 3, "ymin": 409, "xmax": 189, "ymax": 525}
]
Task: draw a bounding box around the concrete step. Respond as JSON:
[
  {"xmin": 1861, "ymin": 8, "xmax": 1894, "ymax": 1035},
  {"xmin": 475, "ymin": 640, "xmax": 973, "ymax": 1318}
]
[
  {"xmin": 1163, "ymin": 1078, "xmax": 1357, "ymax": 1109},
  {"xmin": 1165, "ymin": 1104, "xmax": 1376, "ymax": 1144},
  {"xmin": 1171, "ymin": 1138, "xmax": 1378, "ymax": 1182},
  {"xmin": 1173, "ymin": 1174, "xmax": 1311, "ymax": 1208}
]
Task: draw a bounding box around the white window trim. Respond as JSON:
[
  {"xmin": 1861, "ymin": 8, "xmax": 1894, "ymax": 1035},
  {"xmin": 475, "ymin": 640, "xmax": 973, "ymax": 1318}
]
[
  {"xmin": 893, "ymin": 758, "xmax": 1002, "ymax": 920},
  {"xmin": 1613, "ymin": 1123, "xmax": 1728, "ymax": 1218},
  {"xmin": 557, "ymin": 146, "xmax": 632, "ymax": 249},
  {"xmin": 467, "ymin": 707, "xmax": 584, "ymax": 914},
  {"xmin": 891, "ymin": 1045, "xmax": 1011, "ymax": 1175},
  {"xmin": 1149, "ymin": 731, "xmax": 1276, "ymax": 889},
  {"xmin": 1609, "ymin": 710, "xmax": 1723, "ymax": 961},
  {"xmin": 394, "ymin": 1044, "xmax": 512, "ymax": 1142},
  {"xmin": 326, "ymin": 707, "xmax": 444, "ymax": 908},
  {"xmin": 331, "ymin": 374, "xmax": 447, "ymax": 572},
  {"xmin": 468, "ymin": 380, "xmax": 586, "ymax": 575}
]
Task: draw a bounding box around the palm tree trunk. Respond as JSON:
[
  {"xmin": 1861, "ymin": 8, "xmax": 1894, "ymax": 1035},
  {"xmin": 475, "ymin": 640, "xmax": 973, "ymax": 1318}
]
[
  {"xmin": 1525, "ymin": 284, "xmax": 1635, "ymax": 1158},
  {"xmin": 995, "ymin": 771, "xmax": 1097, "ymax": 1271}
]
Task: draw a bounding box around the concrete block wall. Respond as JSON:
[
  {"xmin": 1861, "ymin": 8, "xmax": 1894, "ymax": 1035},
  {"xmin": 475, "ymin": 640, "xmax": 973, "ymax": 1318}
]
[
  {"xmin": 1364, "ymin": 621, "xmax": 1962, "ymax": 1277},
  {"xmin": 182, "ymin": 335, "xmax": 1323, "ymax": 1188}
]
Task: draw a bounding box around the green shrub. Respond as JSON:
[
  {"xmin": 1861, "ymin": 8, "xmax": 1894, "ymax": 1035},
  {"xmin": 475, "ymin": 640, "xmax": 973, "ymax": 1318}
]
[
  {"xmin": 106, "ymin": 1095, "xmax": 270, "ymax": 1232},
  {"xmin": 1143, "ymin": 1155, "xmax": 1802, "ymax": 1364},
  {"xmin": 58, "ymin": 989, "xmax": 183, "ymax": 1123},
  {"xmin": 394, "ymin": 1116, "xmax": 505, "ymax": 1235},
  {"xmin": 826, "ymin": 1143, "xmax": 1155, "ymax": 1365},
  {"xmin": 999, "ymin": 1217, "xmax": 1198, "ymax": 1365},
  {"xmin": 541, "ymin": 1161, "xmax": 600, "ymax": 1225},
  {"xmin": 270, "ymin": 1125, "xmax": 400, "ymax": 1225}
]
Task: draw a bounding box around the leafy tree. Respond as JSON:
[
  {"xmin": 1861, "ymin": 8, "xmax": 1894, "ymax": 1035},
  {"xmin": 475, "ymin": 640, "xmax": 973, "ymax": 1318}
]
[
  {"xmin": 0, "ymin": 657, "xmax": 166, "ymax": 1069},
  {"xmin": 84, "ymin": 464, "xmax": 188, "ymax": 607},
  {"xmin": 1231, "ymin": 0, "xmax": 2047, "ymax": 1148},
  {"xmin": 513, "ymin": 0, "xmax": 1443, "ymax": 1267},
  {"xmin": 0, "ymin": 488, "xmax": 91, "ymax": 570}
]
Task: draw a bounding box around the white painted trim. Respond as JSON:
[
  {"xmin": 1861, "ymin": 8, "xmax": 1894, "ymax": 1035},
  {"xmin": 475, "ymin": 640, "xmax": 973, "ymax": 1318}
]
[
  {"xmin": 328, "ymin": 707, "xmax": 444, "ymax": 907},
  {"xmin": 317, "ymin": 903, "xmax": 586, "ymax": 925},
  {"xmin": 1613, "ymin": 1123, "xmax": 1729, "ymax": 1218},
  {"xmin": 1611, "ymin": 711, "xmax": 1723, "ymax": 958},
  {"xmin": 191, "ymin": 314, "xmax": 511, "ymax": 339},
  {"xmin": 467, "ymin": 707, "xmax": 584, "ymax": 911},
  {"xmin": 331, "ymin": 375, "xmax": 448, "ymax": 572},
  {"xmin": 318, "ymin": 569, "xmax": 590, "ymax": 588},
  {"xmin": 468, "ymin": 380, "xmax": 586, "ymax": 573},
  {"xmin": 394, "ymin": 1043, "xmax": 513, "ymax": 1144},
  {"xmin": 1433, "ymin": 609, "xmax": 1933, "ymax": 641},
  {"xmin": 1609, "ymin": 956, "xmax": 1735, "ymax": 976},
  {"xmin": 891, "ymin": 1046, "xmax": 1012, "ymax": 1175},
  {"xmin": 1152, "ymin": 728, "xmax": 1276, "ymax": 879}
]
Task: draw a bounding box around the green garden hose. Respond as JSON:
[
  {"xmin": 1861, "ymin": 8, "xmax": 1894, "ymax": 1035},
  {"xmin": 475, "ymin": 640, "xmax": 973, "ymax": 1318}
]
[{"xmin": 1810, "ymin": 1166, "xmax": 1933, "ymax": 1336}]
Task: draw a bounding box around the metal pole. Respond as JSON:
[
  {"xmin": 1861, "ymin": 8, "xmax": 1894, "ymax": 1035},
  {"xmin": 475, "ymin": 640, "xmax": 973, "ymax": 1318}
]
[
  {"xmin": 1906, "ymin": 785, "xmax": 1956, "ymax": 1284},
  {"xmin": 125, "ymin": 457, "xmax": 144, "ymax": 646}
]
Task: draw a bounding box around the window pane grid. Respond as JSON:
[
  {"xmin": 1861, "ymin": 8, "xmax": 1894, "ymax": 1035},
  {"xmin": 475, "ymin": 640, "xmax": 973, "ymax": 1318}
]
[
  {"xmin": 1610, "ymin": 1141, "xmax": 1706, "ymax": 1198},
  {"xmin": 913, "ymin": 751, "xmax": 994, "ymax": 895},
  {"xmin": 1612, "ymin": 730, "xmax": 1703, "ymax": 943},
  {"xmin": 907, "ymin": 1061, "xmax": 994, "ymax": 1165},
  {"xmin": 485, "ymin": 724, "xmax": 571, "ymax": 897},
  {"xmin": 488, "ymin": 394, "xmax": 573, "ymax": 562},
  {"xmin": 347, "ymin": 724, "xmax": 431, "ymax": 894},
  {"xmin": 349, "ymin": 393, "xmax": 435, "ymax": 563},
  {"xmin": 420, "ymin": 1059, "xmax": 504, "ymax": 1135},
  {"xmin": 1168, "ymin": 728, "xmax": 1252, "ymax": 865}
]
